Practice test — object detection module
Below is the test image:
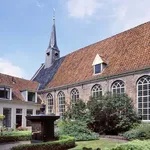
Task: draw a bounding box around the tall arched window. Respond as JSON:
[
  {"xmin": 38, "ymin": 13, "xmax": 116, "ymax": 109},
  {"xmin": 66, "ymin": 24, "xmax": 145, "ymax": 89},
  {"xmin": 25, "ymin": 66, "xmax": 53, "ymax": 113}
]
[
  {"xmin": 137, "ymin": 75, "xmax": 150, "ymax": 121},
  {"xmin": 91, "ymin": 84, "xmax": 102, "ymax": 98},
  {"xmin": 112, "ymin": 80, "xmax": 125, "ymax": 94},
  {"xmin": 58, "ymin": 91, "xmax": 65, "ymax": 116},
  {"xmin": 47, "ymin": 93, "xmax": 53, "ymax": 113},
  {"xmin": 71, "ymin": 88, "xmax": 79, "ymax": 104}
]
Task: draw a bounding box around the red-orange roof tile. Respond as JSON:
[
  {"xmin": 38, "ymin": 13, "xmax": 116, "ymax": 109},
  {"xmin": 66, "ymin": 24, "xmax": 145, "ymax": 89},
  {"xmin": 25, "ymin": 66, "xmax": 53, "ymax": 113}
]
[
  {"xmin": 46, "ymin": 22, "xmax": 150, "ymax": 88},
  {"xmin": 0, "ymin": 73, "xmax": 39, "ymax": 101}
]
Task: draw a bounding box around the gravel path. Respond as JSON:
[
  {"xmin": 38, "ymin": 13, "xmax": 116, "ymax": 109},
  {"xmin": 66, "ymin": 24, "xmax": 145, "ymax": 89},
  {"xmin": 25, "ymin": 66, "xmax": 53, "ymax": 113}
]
[{"xmin": 0, "ymin": 141, "xmax": 30, "ymax": 150}]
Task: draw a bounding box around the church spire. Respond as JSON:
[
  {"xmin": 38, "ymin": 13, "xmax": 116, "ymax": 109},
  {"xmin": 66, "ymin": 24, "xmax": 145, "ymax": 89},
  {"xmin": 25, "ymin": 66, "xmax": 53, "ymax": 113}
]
[
  {"xmin": 47, "ymin": 9, "xmax": 59, "ymax": 51},
  {"xmin": 45, "ymin": 9, "xmax": 60, "ymax": 69}
]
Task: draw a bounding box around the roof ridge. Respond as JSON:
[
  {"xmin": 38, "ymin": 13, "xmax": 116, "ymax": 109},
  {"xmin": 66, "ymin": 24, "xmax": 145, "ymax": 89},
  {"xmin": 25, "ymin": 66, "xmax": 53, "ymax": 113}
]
[{"xmin": 0, "ymin": 72, "xmax": 38, "ymax": 84}]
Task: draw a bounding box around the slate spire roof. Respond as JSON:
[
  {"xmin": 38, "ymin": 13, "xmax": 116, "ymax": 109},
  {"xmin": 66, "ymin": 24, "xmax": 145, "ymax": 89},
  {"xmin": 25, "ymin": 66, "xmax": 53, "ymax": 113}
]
[{"xmin": 47, "ymin": 16, "xmax": 59, "ymax": 51}]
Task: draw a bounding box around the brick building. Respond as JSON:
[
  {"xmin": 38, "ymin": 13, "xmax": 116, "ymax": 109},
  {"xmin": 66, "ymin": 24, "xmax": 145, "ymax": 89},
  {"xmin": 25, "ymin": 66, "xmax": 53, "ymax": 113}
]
[{"xmin": 32, "ymin": 20, "xmax": 150, "ymax": 121}]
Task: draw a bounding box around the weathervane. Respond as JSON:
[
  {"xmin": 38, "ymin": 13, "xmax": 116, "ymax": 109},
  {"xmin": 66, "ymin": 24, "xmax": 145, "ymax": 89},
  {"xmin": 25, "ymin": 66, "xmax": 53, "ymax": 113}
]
[{"xmin": 53, "ymin": 8, "xmax": 55, "ymax": 22}]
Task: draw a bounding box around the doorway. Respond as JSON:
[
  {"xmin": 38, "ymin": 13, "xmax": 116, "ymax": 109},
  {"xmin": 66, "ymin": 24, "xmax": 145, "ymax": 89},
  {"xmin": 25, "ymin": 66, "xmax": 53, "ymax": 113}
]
[{"xmin": 16, "ymin": 109, "xmax": 22, "ymax": 128}]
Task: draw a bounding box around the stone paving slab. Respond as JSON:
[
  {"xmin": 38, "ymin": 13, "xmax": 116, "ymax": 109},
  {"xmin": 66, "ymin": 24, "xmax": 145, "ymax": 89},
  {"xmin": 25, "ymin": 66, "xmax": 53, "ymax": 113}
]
[{"xmin": 0, "ymin": 141, "xmax": 30, "ymax": 150}]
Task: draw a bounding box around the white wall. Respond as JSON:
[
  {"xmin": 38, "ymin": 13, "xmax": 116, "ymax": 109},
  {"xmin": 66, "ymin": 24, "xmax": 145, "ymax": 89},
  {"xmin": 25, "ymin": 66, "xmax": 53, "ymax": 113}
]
[{"xmin": 0, "ymin": 100, "xmax": 40, "ymax": 129}]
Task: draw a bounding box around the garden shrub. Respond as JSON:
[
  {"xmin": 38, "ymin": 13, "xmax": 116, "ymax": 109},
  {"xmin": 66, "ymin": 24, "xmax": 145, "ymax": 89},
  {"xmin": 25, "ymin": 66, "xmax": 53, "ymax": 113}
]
[
  {"xmin": 87, "ymin": 93, "xmax": 140, "ymax": 135},
  {"xmin": 111, "ymin": 140, "xmax": 150, "ymax": 150},
  {"xmin": 0, "ymin": 131, "xmax": 31, "ymax": 143},
  {"xmin": 0, "ymin": 134, "xmax": 31, "ymax": 143},
  {"xmin": 57, "ymin": 120, "xmax": 99, "ymax": 141},
  {"xmin": 0, "ymin": 114, "xmax": 5, "ymax": 120},
  {"xmin": 11, "ymin": 135, "xmax": 75, "ymax": 150},
  {"xmin": 64, "ymin": 99, "xmax": 94, "ymax": 123},
  {"xmin": 123, "ymin": 123, "xmax": 150, "ymax": 140}
]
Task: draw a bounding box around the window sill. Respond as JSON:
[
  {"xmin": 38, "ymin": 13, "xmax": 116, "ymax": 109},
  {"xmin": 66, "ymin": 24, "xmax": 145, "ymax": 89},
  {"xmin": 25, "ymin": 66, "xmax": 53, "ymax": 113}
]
[{"xmin": 93, "ymin": 72, "xmax": 102, "ymax": 76}]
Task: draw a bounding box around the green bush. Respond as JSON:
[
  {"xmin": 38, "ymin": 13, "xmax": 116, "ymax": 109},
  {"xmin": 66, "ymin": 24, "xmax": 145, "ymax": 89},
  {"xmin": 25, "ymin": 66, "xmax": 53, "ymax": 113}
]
[
  {"xmin": 57, "ymin": 120, "xmax": 99, "ymax": 141},
  {"xmin": 0, "ymin": 114, "xmax": 5, "ymax": 120},
  {"xmin": 87, "ymin": 93, "xmax": 140, "ymax": 135},
  {"xmin": 123, "ymin": 123, "xmax": 150, "ymax": 140},
  {"xmin": 3, "ymin": 131, "xmax": 31, "ymax": 136},
  {"xmin": 58, "ymin": 120, "xmax": 98, "ymax": 141},
  {"xmin": 0, "ymin": 131, "xmax": 31, "ymax": 143},
  {"xmin": 111, "ymin": 140, "xmax": 150, "ymax": 150},
  {"xmin": 0, "ymin": 134, "xmax": 31, "ymax": 143},
  {"xmin": 64, "ymin": 99, "xmax": 93, "ymax": 123},
  {"xmin": 11, "ymin": 136, "xmax": 75, "ymax": 150}
]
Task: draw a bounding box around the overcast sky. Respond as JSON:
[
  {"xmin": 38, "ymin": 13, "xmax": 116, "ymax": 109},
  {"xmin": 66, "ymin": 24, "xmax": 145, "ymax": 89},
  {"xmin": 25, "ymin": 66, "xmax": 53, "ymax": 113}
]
[{"xmin": 0, "ymin": 0, "xmax": 150, "ymax": 79}]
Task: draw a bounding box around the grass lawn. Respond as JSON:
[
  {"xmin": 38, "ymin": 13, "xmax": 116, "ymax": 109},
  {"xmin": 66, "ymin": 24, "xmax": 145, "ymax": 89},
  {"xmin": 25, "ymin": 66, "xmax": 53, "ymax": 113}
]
[{"xmin": 70, "ymin": 139, "xmax": 124, "ymax": 150}]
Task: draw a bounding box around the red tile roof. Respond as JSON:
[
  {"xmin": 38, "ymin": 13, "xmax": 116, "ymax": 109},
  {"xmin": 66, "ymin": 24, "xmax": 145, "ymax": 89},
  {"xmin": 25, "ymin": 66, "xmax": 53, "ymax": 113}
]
[
  {"xmin": 46, "ymin": 22, "xmax": 150, "ymax": 88},
  {"xmin": 0, "ymin": 73, "xmax": 39, "ymax": 101}
]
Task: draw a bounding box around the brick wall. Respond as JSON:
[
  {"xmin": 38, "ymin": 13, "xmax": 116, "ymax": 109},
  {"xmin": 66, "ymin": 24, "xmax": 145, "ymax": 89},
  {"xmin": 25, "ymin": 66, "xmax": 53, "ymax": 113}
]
[{"xmin": 40, "ymin": 71, "xmax": 150, "ymax": 115}]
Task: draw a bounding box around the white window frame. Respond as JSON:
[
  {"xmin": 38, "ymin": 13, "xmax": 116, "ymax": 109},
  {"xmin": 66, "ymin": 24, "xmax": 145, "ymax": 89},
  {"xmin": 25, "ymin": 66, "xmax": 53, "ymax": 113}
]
[
  {"xmin": 111, "ymin": 80, "xmax": 125, "ymax": 94},
  {"xmin": 137, "ymin": 75, "xmax": 150, "ymax": 121},
  {"xmin": 93, "ymin": 63, "xmax": 103, "ymax": 75},
  {"xmin": 47, "ymin": 93, "xmax": 53, "ymax": 114},
  {"xmin": 91, "ymin": 84, "xmax": 102, "ymax": 98},
  {"xmin": 71, "ymin": 88, "xmax": 79, "ymax": 105},
  {"xmin": 58, "ymin": 91, "xmax": 65, "ymax": 116},
  {"xmin": 0, "ymin": 87, "xmax": 12, "ymax": 100}
]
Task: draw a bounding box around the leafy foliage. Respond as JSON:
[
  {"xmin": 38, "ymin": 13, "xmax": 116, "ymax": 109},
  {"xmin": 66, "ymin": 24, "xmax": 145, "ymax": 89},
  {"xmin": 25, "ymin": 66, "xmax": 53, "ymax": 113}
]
[
  {"xmin": 11, "ymin": 136, "xmax": 75, "ymax": 150},
  {"xmin": 123, "ymin": 123, "xmax": 150, "ymax": 140},
  {"xmin": 64, "ymin": 99, "xmax": 93, "ymax": 123},
  {"xmin": 57, "ymin": 120, "xmax": 98, "ymax": 141},
  {"xmin": 0, "ymin": 115, "xmax": 5, "ymax": 121},
  {"xmin": 87, "ymin": 93, "xmax": 140, "ymax": 135}
]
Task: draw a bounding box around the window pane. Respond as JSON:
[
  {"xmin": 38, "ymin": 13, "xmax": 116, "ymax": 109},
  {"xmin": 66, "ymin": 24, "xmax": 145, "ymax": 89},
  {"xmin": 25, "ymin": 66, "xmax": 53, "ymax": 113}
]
[
  {"xmin": 112, "ymin": 80, "xmax": 125, "ymax": 95},
  {"xmin": 95, "ymin": 64, "xmax": 101, "ymax": 74},
  {"xmin": 47, "ymin": 93, "xmax": 53, "ymax": 113},
  {"xmin": 91, "ymin": 84, "xmax": 102, "ymax": 98},
  {"xmin": 137, "ymin": 76, "xmax": 150, "ymax": 121},
  {"xmin": 138, "ymin": 97, "xmax": 142, "ymax": 102},
  {"xmin": 138, "ymin": 103, "xmax": 142, "ymax": 108}
]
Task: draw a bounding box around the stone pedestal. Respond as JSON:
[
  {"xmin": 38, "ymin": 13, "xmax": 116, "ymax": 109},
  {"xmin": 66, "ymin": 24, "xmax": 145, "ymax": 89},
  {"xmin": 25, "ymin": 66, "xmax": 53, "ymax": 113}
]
[{"xmin": 26, "ymin": 115, "xmax": 59, "ymax": 143}]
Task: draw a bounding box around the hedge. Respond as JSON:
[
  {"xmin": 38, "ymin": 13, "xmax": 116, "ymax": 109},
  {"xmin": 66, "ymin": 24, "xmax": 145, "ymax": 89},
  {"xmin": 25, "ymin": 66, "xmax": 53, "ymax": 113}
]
[
  {"xmin": 0, "ymin": 134, "xmax": 31, "ymax": 143},
  {"xmin": 111, "ymin": 140, "xmax": 150, "ymax": 150},
  {"xmin": 11, "ymin": 136, "xmax": 75, "ymax": 150},
  {"xmin": 122, "ymin": 123, "xmax": 150, "ymax": 140}
]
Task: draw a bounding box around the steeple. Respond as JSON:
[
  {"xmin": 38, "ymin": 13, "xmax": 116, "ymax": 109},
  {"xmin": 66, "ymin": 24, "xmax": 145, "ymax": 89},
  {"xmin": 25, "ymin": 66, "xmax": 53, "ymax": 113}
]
[{"xmin": 45, "ymin": 9, "xmax": 60, "ymax": 69}]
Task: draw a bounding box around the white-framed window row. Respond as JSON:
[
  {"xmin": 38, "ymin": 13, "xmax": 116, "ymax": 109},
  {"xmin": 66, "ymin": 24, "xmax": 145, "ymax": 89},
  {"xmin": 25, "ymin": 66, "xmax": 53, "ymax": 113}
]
[
  {"xmin": 0, "ymin": 86, "xmax": 12, "ymax": 100},
  {"xmin": 47, "ymin": 93, "xmax": 54, "ymax": 114},
  {"xmin": 111, "ymin": 80, "xmax": 125, "ymax": 94},
  {"xmin": 58, "ymin": 91, "xmax": 65, "ymax": 116},
  {"xmin": 91, "ymin": 84, "xmax": 103, "ymax": 98},
  {"xmin": 71, "ymin": 88, "xmax": 79, "ymax": 105},
  {"xmin": 137, "ymin": 75, "xmax": 150, "ymax": 121}
]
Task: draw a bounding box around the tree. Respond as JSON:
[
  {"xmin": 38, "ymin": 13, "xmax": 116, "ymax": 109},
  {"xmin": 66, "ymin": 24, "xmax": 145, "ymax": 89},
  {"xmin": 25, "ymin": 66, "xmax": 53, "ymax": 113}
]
[
  {"xmin": 87, "ymin": 93, "xmax": 140, "ymax": 135},
  {"xmin": 64, "ymin": 99, "xmax": 93, "ymax": 123}
]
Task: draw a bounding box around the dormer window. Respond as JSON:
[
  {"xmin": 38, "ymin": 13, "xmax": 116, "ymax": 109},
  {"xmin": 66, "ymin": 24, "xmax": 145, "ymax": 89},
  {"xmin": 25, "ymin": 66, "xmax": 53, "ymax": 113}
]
[
  {"xmin": 95, "ymin": 64, "xmax": 101, "ymax": 74},
  {"xmin": 0, "ymin": 87, "xmax": 11, "ymax": 100},
  {"xmin": 21, "ymin": 90, "xmax": 37, "ymax": 103},
  {"xmin": 92, "ymin": 54, "xmax": 107, "ymax": 75},
  {"xmin": 28, "ymin": 92, "xmax": 36, "ymax": 102}
]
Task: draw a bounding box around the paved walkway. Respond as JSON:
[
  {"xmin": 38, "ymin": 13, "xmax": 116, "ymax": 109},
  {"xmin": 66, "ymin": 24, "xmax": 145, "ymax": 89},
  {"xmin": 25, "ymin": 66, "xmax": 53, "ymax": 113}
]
[{"xmin": 0, "ymin": 141, "xmax": 30, "ymax": 150}]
